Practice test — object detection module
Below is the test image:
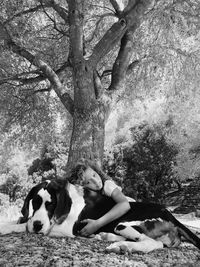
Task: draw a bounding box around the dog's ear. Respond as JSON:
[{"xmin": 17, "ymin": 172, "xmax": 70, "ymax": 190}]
[
  {"xmin": 20, "ymin": 186, "xmax": 38, "ymax": 222},
  {"xmin": 20, "ymin": 182, "xmax": 48, "ymax": 222},
  {"xmin": 48, "ymin": 179, "xmax": 72, "ymax": 224}
]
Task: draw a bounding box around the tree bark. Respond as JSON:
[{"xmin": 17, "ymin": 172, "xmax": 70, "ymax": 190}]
[
  {"xmin": 67, "ymin": 103, "xmax": 105, "ymax": 171},
  {"xmin": 66, "ymin": 60, "xmax": 106, "ymax": 170}
]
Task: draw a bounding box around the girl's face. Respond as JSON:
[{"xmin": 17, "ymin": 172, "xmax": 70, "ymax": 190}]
[{"xmin": 81, "ymin": 167, "xmax": 103, "ymax": 190}]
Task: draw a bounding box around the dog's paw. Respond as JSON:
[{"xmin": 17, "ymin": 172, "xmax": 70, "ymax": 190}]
[
  {"xmin": 106, "ymin": 242, "xmax": 122, "ymax": 253},
  {"xmin": 106, "ymin": 241, "xmax": 134, "ymax": 254}
]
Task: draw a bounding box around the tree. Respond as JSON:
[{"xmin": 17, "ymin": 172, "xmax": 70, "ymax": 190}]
[{"xmin": 0, "ymin": 0, "xmax": 200, "ymax": 172}]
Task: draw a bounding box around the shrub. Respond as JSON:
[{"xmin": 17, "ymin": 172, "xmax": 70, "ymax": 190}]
[
  {"xmin": 0, "ymin": 173, "xmax": 23, "ymax": 202},
  {"xmin": 0, "ymin": 141, "xmax": 69, "ymax": 204},
  {"xmin": 104, "ymin": 123, "xmax": 178, "ymax": 203}
]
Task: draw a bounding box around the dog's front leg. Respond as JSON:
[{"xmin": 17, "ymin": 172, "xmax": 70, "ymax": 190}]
[{"xmin": 0, "ymin": 222, "xmax": 26, "ymax": 235}]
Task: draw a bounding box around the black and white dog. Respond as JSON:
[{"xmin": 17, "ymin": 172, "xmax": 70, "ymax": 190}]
[{"xmin": 1, "ymin": 179, "xmax": 200, "ymax": 253}]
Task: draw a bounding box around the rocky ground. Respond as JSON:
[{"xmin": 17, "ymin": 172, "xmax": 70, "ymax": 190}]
[{"xmin": 0, "ymin": 232, "xmax": 200, "ymax": 267}]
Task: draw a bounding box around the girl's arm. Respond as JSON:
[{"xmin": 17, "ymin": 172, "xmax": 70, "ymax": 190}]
[
  {"xmin": 96, "ymin": 188, "xmax": 131, "ymax": 227},
  {"xmin": 80, "ymin": 188, "xmax": 130, "ymax": 236}
]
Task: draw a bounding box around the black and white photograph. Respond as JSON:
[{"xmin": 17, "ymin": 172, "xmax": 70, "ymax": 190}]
[{"xmin": 0, "ymin": 0, "xmax": 200, "ymax": 266}]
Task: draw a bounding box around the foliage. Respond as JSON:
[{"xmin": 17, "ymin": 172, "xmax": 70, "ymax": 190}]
[
  {"xmin": 0, "ymin": 146, "xmax": 33, "ymax": 202},
  {"xmin": 104, "ymin": 122, "xmax": 178, "ymax": 203},
  {"xmin": 27, "ymin": 141, "xmax": 69, "ymax": 179},
  {"xmin": 0, "ymin": 0, "xmax": 200, "ymax": 199},
  {"xmin": 0, "ymin": 173, "xmax": 22, "ymax": 202},
  {"xmin": 0, "ymin": 137, "xmax": 70, "ymax": 204}
]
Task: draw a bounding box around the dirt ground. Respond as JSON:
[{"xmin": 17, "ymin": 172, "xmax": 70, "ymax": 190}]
[{"xmin": 0, "ymin": 233, "xmax": 200, "ymax": 267}]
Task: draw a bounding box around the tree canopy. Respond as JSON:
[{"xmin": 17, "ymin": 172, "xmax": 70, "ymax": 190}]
[{"xmin": 1, "ymin": 0, "xmax": 200, "ymax": 171}]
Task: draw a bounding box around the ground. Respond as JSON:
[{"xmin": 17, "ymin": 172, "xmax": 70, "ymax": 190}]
[{"xmin": 0, "ymin": 233, "xmax": 200, "ymax": 267}]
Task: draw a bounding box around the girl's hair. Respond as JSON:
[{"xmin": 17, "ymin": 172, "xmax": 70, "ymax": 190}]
[{"xmin": 69, "ymin": 158, "xmax": 111, "ymax": 184}]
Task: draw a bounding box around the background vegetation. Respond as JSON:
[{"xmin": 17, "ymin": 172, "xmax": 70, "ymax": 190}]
[{"xmin": 1, "ymin": 0, "xmax": 200, "ymax": 218}]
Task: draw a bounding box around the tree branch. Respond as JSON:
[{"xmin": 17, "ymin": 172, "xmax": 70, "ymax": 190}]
[
  {"xmin": 33, "ymin": 87, "xmax": 51, "ymax": 94},
  {"xmin": 85, "ymin": 13, "xmax": 115, "ymax": 43},
  {"xmin": 122, "ymin": 0, "xmax": 138, "ymax": 15},
  {"xmin": 101, "ymin": 59, "xmax": 140, "ymax": 80},
  {"xmin": 101, "ymin": 69, "xmax": 112, "ymax": 78},
  {"xmin": 40, "ymin": 2, "xmax": 68, "ymax": 36},
  {"xmin": 0, "ymin": 61, "xmax": 70, "ymax": 86},
  {"xmin": 109, "ymin": 0, "xmax": 123, "ymax": 15},
  {"xmin": 88, "ymin": 19, "xmax": 127, "ymax": 67},
  {"xmin": 0, "ymin": 22, "xmax": 74, "ymax": 116},
  {"xmin": 108, "ymin": 31, "xmax": 135, "ymax": 91},
  {"xmin": 38, "ymin": 0, "xmax": 69, "ymax": 24},
  {"xmin": 88, "ymin": 0, "xmax": 153, "ymax": 67},
  {"xmin": 67, "ymin": 0, "xmax": 84, "ymax": 63},
  {"xmin": 0, "ymin": 71, "xmax": 42, "ymax": 85},
  {"xmin": 3, "ymin": 4, "xmax": 47, "ymax": 25}
]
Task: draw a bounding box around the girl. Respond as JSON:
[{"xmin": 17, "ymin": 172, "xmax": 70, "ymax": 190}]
[{"xmin": 70, "ymin": 159, "xmax": 132, "ymax": 237}]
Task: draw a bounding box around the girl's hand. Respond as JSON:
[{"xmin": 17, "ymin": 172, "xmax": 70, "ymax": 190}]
[{"xmin": 80, "ymin": 219, "xmax": 100, "ymax": 236}]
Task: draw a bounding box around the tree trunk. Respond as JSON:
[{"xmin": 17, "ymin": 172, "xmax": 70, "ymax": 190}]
[
  {"xmin": 66, "ymin": 61, "xmax": 106, "ymax": 171},
  {"xmin": 67, "ymin": 104, "xmax": 105, "ymax": 170}
]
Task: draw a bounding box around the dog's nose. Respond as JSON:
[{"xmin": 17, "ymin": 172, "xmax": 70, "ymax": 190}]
[{"xmin": 33, "ymin": 220, "xmax": 43, "ymax": 233}]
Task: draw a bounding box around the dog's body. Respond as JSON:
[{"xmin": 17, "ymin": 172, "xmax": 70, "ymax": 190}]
[{"xmin": 1, "ymin": 179, "xmax": 200, "ymax": 253}]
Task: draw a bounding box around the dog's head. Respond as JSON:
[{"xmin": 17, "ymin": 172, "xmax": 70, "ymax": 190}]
[{"xmin": 20, "ymin": 179, "xmax": 72, "ymax": 234}]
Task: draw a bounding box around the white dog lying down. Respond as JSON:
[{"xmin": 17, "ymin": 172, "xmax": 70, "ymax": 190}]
[{"xmin": 0, "ymin": 179, "xmax": 200, "ymax": 253}]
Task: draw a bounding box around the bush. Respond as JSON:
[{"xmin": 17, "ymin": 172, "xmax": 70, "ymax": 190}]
[
  {"xmin": 0, "ymin": 141, "xmax": 69, "ymax": 204},
  {"xmin": 28, "ymin": 142, "xmax": 69, "ymax": 179},
  {"xmin": 0, "ymin": 173, "xmax": 23, "ymax": 202},
  {"xmin": 103, "ymin": 147, "xmax": 126, "ymax": 186},
  {"xmin": 104, "ymin": 123, "xmax": 179, "ymax": 203}
]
